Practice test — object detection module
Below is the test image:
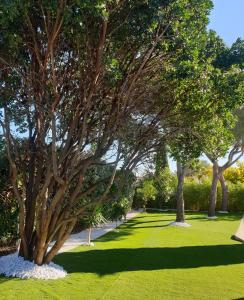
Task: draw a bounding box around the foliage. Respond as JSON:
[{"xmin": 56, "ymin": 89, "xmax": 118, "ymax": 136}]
[
  {"xmin": 223, "ymin": 162, "xmax": 244, "ymax": 184},
  {"xmin": 0, "ymin": 137, "xmax": 8, "ymax": 190},
  {"xmin": 0, "ymin": 191, "xmax": 18, "ymax": 246},
  {"xmin": 104, "ymin": 197, "xmax": 132, "ymax": 222},
  {"xmin": 154, "ymin": 167, "xmax": 177, "ymax": 208},
  {"xmin": 133, "ymin": 179, "xmax": 158, "ymax": 209},
  {"xmin": 0, "ymin": 0, "xmax": 229, "ymax": 264},
  {"xmin": 0, "ymin": 138, "xmax": 18, "ymax": 246},
  {"xmin": 84, "ymin": 206, "xmax": 107, "ymax": 228},
  {"xmin": 153, "ymin": 144, "xmax": 175, "ymax": 207}
]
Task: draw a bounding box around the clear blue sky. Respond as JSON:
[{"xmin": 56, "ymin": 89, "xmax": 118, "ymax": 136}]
[
  {"xmin": 168, "ymin": 0, "xmax": 244, "ymax": 171},
  {"xmin": 208, "ymin": 0, "xmax": 244, "ymax": 46}
]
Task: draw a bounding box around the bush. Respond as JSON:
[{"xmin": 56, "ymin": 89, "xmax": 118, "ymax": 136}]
[
  {"xmin": 0, "ymin": 141, "xmax": 18, "ymax": 246},
  {"xmin": 103, "ymin": 197, "xmax": 132, "ymax": 222},
  {"xmin": 133, "ymin": 179, "xmax": 157, "ymax": 209},
  {"xmin": 0, "ymin": 191, "xmax": 18, "ymax": 246},
  {"xmin": 227, "ymin": 182, "xmax": 244, "ymax": 212}
]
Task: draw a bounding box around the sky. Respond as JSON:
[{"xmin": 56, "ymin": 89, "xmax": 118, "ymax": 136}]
[
  {"xmin": 168, "ymin": 0, "xmax": 244, "ymax": 171},
  {"xmin": 208, "ymin": 0, "xmax": 244, "ymax": 46}
]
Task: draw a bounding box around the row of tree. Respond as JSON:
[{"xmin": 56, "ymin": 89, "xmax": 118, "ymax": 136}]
[{"xmin": 0, "ymin": 1, "xmax": 243, "ymax": 265}]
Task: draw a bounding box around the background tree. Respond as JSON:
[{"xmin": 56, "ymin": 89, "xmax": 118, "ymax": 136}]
[
  {"xmin": 83, "ymin": 206, "xmax": 107, "ymax": 246},
  {"xmin": 154, "ymin": 144, "xmax": 174, "ymax": 208},
  {"xmin": 204, "ymin": 37, "xmax": 244, "ymax": 216}
]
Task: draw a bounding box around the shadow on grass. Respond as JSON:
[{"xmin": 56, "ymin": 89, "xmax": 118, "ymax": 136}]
[
  {"xmin": 133, "ymin": 212, "xmax": 242, "ymax": 222},
  {"xmin": 55, "ymin": 244, "xmax": 244, "ymax": 276},
  {"xmin": 97, "ymin": 219, "xmax": 173, "ymax": 242},
  {"xmin": 96, "ymin": 213, "xmax": 242, "ymax": 243},
  {"xmin": 0, "ymin": 275, "xmax": 13, "ymax": 284},
  {"xmin": 195, "ymin": 214, "xmax": 243, "ymax": 222}
]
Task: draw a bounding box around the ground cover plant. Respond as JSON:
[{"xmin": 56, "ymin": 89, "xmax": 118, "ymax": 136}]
[{"xmin": 0, "ymin": 212, "xmax": 244, "ymax": 300}]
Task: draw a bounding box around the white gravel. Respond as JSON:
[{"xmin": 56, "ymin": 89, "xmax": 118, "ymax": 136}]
[
  {"xmin": 0, "ymin": 252, "xmax": 67, "ymax": 280},
  {"xmin": 169, "ymin": 221, "xmax": 191, "ymax": 227}
]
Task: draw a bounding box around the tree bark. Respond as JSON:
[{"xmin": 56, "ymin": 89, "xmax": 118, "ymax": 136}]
[
  {"xmin": 208, "ymin": 161, "xmax": 219, "ymax": 217},
  {"xmin": 219, "ymin": 173, "xmax": 229, "ymax": 212},
  {"xmin": 87, "ymin": 227, "xmax": 92, "ymax": 245},
  {"xmin": 175, "ymin": 161, "xmax": 186, "ymax": 223}
]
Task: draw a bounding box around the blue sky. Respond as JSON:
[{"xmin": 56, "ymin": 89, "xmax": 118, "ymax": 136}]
[
  {"xmin": 208, "ymin": 0, "xmax": 244, "ymax": 46},
  {"xmin": 168, "ymin": 0, "xmax": 244, "ymax": 171}
]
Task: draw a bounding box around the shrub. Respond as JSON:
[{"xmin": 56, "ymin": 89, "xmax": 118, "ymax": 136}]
[
  {"xmin": 133, "ymin": 179, "xmax": 157, "ymax": 209},
  {"xmin": 103, "ymin": 197, "xmax": 132, "ymax": 222},
  {"xmin": 227, "ymin": 182, "xmax": 244, "ymax": 212},
  {"xmin": 0, "ymin": 191, "xmax": 18, "ymax": 246},
  {"xmin": 0, "ymin": 141, "xmax": 18, "ymax": 246}
]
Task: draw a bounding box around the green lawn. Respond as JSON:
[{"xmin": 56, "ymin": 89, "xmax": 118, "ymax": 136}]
[{"xmin": 1, "ymin": 212, "xmax": 244, "ymax": 300}]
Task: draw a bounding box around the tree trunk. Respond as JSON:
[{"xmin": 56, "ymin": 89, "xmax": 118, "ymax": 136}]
[
  {"xmin": 175, "ymin": 161, "xmax": 186, "ymax": 223},
  {"xmin": 87, "ymin": 227, "xmax": 92, "ymax": 245},
  {"xmin": 208, "ymin": 161, "xmax": 219, "ymax": 218},
  {"xmin": 219, "ymin": 173, "xmax": 229, "ymax": 212}
]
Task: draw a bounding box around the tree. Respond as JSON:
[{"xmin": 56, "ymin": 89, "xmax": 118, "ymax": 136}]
[
  {"xmin": 170, "ymin": 133, "xmax": 204, "ymax": 223},
  {"xmin": 217, "ymin": 108, "xmax": 244, "ymax": 210},
  {"xmin": 204, "ymin": 38, "xmax": 244, "ymax": 216},
  {"xmin": 83, "ymin": 206, "xmax": 107, "ymax": 246},
  {"xmin": 154, "ymin": 144, "xmax": 173, "ymax": 208},
  {"xmin": 206, "ymin": 142, "xmax": 243, "ymax": 216},
  {"xmin": 0, "ymin": 0, "xmax": 214, "ymax": 265}
]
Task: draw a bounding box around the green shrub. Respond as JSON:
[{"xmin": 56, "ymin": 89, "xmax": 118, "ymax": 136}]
[
  {"xmin": 133, "ymin": 179, "xmax": 157, "ymax": 209},
  {"xmin": 0, "ymin": 141, "xmax": 18, "ymax": 246},
  {"xmin": 0, "ymin": 192, "xmax": 18, "ymax": 246},
  {"xmin": 103, "ymin": 197, "xmax": 132, "ymax": 222},
  {"xmin": 227, "ymin": 182, "xmax": 244, "ymax": 212}
]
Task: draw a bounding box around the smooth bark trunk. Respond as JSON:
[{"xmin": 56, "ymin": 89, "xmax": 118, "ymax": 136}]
[
  {"xmin": 219, "ymin": 173, "xmax": 229, "ymax": 212},
  {"xmin": 208, "ymin": 161, "xmax": 219, "ymax": 217},
  {"xmin": 176, "ymin": 162, "xmax": 186, "ymax": 223},
  {"xmin": 87, "ymin": 227, "xmax": 92, "ymax": 245}
]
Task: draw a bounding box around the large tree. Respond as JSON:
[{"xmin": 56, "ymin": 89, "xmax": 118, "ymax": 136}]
[{"xmin": 0, "ymin": 0, "xmax": 213, "ymax": 265}]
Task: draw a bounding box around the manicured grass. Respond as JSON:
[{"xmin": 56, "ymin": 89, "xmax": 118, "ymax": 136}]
[{"xmin": 1, "ymin": 212, "xmax": 244, "ymax": 300}]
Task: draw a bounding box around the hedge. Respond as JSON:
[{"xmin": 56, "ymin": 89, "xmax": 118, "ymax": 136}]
[
  {"xmin": 144, "ymin": 179, "xmax": 244, "ymax": 212},
  {"xmin": 183, "ymin": 180, "xmax": 244, "ymax": 212}
]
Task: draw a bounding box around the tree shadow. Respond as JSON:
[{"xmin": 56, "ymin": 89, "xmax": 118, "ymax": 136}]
[
  {"xmin": 55, "ymin": 244, "xmax": 244, "ymax": 276},
  {"xmin": 123, "ymin": 219, "xmax": 174, "ymax": 227},
  {"xmin": 0, "ymin": 275, "xmax": 14, "ymax": 284},
  {"xmin": 97, "ymin": 219, "xmax": 173, "ymax": 242},
  {"xmin": 196, "ymin": 214, "xmax": 243, "ymax": 222}
]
